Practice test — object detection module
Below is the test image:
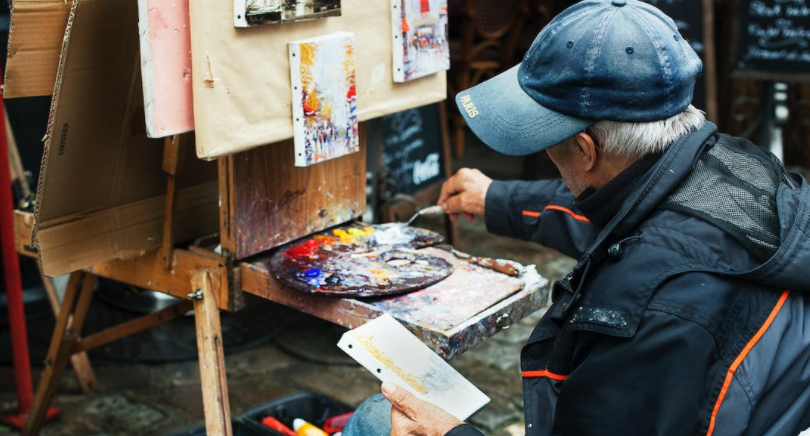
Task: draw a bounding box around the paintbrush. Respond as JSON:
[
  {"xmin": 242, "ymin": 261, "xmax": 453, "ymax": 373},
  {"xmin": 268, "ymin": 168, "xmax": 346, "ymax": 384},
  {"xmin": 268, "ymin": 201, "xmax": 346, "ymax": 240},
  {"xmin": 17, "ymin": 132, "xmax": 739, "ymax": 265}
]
[
  {"xmin": 402, "ymin": 205, "xmax": 445, "ymax": 226},
  {"xmin": 444, "ymin": 247, "xmax": 524, "ymax": 277}
]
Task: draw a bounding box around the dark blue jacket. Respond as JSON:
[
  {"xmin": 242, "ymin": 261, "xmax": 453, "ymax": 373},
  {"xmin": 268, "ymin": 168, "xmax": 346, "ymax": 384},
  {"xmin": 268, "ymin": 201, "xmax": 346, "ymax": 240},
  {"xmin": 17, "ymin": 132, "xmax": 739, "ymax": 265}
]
[{"xmin": 450, "ymin": 123, "xmax": 810, "ymax": 436}]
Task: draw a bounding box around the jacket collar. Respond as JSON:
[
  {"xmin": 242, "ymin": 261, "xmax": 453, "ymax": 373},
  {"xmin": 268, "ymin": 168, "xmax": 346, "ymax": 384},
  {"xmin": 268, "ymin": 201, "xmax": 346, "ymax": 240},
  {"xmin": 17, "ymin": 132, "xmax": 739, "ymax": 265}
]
[{"xmin": 547, "ymin": 122, "xmax": 718, "ymax": 328}]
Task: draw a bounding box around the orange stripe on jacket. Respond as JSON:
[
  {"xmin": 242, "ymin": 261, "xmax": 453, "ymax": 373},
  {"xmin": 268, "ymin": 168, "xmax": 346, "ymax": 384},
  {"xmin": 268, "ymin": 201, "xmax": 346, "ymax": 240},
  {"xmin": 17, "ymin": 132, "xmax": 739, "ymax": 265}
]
[
  {"xmin": 522, "ymin": 370, "xmax": 569, "ymax": 381},
  {"xmin": 522, "ymin": 205, "xmax": 590, "ymax": 222},
  {"xmin": 705, "ymin": 289, "xmax": 791, "ymax": 436}
]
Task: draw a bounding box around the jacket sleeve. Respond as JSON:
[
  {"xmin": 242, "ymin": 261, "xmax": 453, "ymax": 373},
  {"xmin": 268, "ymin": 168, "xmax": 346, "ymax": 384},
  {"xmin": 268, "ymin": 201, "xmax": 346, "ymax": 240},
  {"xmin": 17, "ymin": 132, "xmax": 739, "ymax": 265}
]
[
  {"xmin": 445, "ymin": 423, "xmax": 486, "ymax": 436},
  {"xmin": 550, "ymin": 310, "xmax": 717, "ymax": 436},
  {"xmin": 484, "ymin": 179, "xmax": 599, "ymax": 259}
]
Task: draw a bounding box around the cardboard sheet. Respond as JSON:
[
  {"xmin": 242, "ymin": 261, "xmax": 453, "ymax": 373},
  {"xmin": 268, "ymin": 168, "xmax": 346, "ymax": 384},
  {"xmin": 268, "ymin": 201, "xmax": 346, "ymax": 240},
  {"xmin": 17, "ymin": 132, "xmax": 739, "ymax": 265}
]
[
  {"xmin": 35, "ymin": 0, "xmax": 218, "ymax": 277},
  {"xmin": 4, "ymin": 0, "xmax": 72, "ymax": 98},
  {"xmin": 189, "ymin": 0, "xmax": 446, "ymax": 160}
]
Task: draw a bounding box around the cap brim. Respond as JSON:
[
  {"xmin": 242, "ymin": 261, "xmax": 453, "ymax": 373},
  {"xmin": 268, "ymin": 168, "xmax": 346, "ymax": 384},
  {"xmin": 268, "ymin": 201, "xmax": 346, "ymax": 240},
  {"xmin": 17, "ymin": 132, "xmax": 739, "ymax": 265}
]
[{"xmin": 455, "ymin": 65, "xmax": 593, "ymax": 156}]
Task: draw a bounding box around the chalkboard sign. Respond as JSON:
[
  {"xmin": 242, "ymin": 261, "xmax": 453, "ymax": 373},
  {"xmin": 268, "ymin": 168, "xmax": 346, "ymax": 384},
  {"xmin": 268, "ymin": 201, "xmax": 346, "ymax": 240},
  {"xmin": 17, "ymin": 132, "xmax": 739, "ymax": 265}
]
[
  {"xmin": 735, "ymin": 0, "xmax": 810, "ymax": 80},
  {"xmin": 370, "ymin": 104, "xmax": 446, "ymax": 197},
  {"xmin": 645, "ymin": 0, "xmax": 717, "ymax": 119}
]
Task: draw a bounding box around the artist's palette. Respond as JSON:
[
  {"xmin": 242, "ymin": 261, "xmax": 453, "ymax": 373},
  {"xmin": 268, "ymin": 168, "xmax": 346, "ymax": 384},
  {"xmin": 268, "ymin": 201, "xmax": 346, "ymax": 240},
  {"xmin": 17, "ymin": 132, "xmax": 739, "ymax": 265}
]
[{"xmin": 268, "ymin": 223, "xmax": 452, "ymax": 297}]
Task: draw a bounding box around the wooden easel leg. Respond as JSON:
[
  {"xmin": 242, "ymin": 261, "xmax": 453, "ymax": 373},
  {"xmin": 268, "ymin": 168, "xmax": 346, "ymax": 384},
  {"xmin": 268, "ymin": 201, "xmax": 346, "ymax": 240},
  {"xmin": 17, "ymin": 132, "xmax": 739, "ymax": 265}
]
[
  {"xmin": 23, "ymin": 272, "xmax": 96, "ymax": 436},
  {"xmin": 38, "ymin": 265, "xmax": 96, "ymax": 393},
  {"xmin": 191, "ymin": 271, "xmax": 232, "ymax": 436}
]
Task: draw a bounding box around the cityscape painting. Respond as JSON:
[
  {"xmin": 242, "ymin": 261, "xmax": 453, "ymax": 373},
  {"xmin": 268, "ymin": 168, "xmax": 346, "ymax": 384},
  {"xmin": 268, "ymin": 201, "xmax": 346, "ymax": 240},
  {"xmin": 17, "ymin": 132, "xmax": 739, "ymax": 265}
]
[
  {"xmin": 289, "ymin": 32, "xmax": 359, "ymax": 167},
  {"xmin": 391, "ymin": 0, "xmax": 450, "ymax": 82}
]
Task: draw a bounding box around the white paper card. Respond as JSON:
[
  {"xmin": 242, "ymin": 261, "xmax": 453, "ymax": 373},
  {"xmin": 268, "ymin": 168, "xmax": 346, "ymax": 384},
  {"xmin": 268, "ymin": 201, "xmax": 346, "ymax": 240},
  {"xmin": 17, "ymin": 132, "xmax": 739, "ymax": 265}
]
[{"xmin": 337, "ymin": 314, "xmax": 490, "ymax": 421}]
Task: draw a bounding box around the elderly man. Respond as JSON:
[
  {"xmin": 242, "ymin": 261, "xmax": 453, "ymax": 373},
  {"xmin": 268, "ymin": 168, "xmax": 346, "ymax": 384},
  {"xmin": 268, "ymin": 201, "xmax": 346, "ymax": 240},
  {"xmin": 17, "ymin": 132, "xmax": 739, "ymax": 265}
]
[{"xmin": 343, "ymin": 0, "xmax": 810, "ymax": 435}]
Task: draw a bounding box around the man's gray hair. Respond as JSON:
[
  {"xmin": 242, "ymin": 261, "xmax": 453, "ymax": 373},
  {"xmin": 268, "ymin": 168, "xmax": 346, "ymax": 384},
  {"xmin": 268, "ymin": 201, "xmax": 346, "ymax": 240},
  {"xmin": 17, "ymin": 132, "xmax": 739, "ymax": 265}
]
[{"xmin": 586, "ymin": 105, "xmax": 706, "ymax": 160}]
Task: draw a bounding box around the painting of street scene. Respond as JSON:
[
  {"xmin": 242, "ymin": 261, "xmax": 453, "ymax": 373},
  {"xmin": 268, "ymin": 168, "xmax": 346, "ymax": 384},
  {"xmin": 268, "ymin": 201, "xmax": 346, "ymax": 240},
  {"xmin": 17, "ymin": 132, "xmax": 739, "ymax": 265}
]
[
  {"xmin": 392, "ymin": 0, "xmax": 449, "ymax": 82},
  {"xmin": 236, "ymin": 0, "xmax": 341, "ymax": 27},
  {"xmin": 289, "ymin": 32, "xmax": 359, "ymax": 166}
]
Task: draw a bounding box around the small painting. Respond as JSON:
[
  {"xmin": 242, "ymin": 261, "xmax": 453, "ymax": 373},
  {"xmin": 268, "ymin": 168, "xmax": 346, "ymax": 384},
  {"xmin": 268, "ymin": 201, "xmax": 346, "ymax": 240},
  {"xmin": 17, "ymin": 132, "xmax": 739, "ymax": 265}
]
[
  {"xmin": 289, "ymin": 31, "xmax": 359, "ymax": 167},
  {"xmin": 234, "ymin": 0, "xmax": 341, "ymax": 28},
  {"xmin": 391, "ymin": 0, "xmax": 450, "ymax": 82}
]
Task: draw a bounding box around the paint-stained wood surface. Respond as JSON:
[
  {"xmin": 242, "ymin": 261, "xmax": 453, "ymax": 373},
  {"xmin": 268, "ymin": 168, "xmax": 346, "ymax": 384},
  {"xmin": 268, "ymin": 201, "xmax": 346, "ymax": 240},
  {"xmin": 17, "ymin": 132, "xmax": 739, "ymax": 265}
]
[
  {"xmin": 226, "ymin": 129, "xmax": 366, "ymax": 260},
  {"xmin": 369, "ymin": 249, "xmax": 525, "ymax": 330},
  {"xmin": 241, "ymin": 247, "xmax": 549, "ymax": 359},
  {"xmin": 4, "ymin": 0, "xmax": 72, "ymax": 99}
]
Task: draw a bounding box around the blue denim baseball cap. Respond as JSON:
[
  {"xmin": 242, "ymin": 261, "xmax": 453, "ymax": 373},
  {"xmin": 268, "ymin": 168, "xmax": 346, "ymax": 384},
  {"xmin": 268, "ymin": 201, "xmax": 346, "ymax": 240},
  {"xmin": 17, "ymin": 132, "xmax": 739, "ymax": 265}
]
[{"xmin": 455, "ymin": 0, "xmax": 702, "ymax": 156}]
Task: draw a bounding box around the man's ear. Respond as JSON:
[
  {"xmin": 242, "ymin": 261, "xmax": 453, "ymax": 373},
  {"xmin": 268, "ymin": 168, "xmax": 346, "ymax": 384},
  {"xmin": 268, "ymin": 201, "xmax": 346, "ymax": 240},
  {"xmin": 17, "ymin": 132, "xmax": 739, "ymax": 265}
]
[{"xmin": 574, "ymin": 132, "xmax": 598, "ymax": 172}]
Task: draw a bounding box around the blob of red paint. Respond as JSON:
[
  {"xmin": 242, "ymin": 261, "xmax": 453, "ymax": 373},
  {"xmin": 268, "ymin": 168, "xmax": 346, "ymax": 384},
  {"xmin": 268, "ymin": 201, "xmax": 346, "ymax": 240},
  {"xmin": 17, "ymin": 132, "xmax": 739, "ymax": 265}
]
[{"xmin": 286, "ymin": 241, "xmax": 319, "ymax": 258}]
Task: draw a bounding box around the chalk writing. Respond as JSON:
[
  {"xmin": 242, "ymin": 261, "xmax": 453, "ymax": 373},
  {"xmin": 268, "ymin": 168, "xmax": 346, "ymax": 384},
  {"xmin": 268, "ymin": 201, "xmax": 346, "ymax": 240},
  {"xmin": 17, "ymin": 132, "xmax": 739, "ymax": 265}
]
[
  {"xmin": 737, "ymin": 0, "xmax": 810, "ymax": 75},
  {"xmin": 413, "ymin": 153, "xmax": 440, "ymax": 186},
  {"xmin": 376, "ymin": 104, "xmax": 445, "ymax": 196}
]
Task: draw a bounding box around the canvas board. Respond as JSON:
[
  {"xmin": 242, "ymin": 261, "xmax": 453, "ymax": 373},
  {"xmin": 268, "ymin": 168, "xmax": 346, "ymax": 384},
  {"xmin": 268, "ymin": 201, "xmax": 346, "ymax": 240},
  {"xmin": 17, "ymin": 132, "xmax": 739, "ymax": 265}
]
[
  {"xmin": 137, "ymin": 0, "xmax": 195, "ymax": 138},
  {"xmin": 391, "ymin": 0, "xmax": 450, "ymax": 82},
  {"xmin": 338, "ymin": 314, "xmax": 490, "ymax": 421},
  {"xmin": 189, "ymin": 0, "xmax": 446, "ymax": 160},
  {"xmin": 289, "ymin": 32, "xmax": 358, "ymax": 166},
  {"xmin": 234, "ymin": 0, "xmax": 341, "ymax": 27}
]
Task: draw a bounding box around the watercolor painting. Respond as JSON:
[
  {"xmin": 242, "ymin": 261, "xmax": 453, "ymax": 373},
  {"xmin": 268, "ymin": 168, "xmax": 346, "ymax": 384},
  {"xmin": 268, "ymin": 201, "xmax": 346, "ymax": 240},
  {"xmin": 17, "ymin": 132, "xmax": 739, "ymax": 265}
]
[
  {"xmin": 266, "ymin": 223, "xmax": 451, "ymax": 297},
  {"xmin": 234, "ymin": 0, "xmax": 341, "ymax": 27},
  {"xmin": 289, "ymin": 32, "xmax": 359, "ymax": 167},
  {"xmin": 391, "ymin": 0, "xmax": 450, "ymax": 82},
  {"xmin": 338, "ymin": 314, "xmax": 490, "ymax": 420}
]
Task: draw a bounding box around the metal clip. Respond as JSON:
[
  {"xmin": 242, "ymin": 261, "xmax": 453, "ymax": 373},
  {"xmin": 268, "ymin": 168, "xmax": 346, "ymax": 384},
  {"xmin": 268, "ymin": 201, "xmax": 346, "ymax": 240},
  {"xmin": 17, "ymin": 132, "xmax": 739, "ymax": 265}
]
[{"xmin": 187, "ymin": 289, "xmax": 204, "ymax": 300}]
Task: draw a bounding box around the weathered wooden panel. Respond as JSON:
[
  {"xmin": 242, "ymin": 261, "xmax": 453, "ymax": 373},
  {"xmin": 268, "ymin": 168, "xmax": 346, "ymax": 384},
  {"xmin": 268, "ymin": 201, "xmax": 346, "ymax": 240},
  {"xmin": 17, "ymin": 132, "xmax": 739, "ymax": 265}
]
[{"xmin": 227, "ymin": 130, "xmax": 366, "ymax": 260}]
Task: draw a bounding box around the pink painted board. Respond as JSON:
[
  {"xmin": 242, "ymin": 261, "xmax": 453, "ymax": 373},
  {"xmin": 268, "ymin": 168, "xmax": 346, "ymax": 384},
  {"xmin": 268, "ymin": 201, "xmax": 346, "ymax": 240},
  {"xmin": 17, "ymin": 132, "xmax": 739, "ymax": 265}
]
[{"xmin": 138, "ymin": 0, "xmax": 194, "ymax": 138}]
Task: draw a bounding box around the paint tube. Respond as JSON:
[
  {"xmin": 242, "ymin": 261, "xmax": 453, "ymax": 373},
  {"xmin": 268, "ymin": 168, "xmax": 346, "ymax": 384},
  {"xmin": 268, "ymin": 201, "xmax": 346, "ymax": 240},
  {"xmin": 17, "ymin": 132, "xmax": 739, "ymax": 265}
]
[
  {"xmin": 293, "ymin": 418, "xmax": 329, "ymax": 436},
  {"xmin": 323, "ymin": 412, "xmax": 354, "ymax": 433},
  {"xmin": 261, "ymin": 417, "xmax": 298, "ymax": 436}
]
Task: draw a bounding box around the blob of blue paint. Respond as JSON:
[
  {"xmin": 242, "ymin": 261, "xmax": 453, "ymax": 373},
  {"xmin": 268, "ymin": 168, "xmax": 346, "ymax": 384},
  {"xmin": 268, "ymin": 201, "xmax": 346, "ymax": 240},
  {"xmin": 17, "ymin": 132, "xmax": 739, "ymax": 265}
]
[{"xmin": 305, "ymin": 268, "xmax": 322, "ymax": 278}]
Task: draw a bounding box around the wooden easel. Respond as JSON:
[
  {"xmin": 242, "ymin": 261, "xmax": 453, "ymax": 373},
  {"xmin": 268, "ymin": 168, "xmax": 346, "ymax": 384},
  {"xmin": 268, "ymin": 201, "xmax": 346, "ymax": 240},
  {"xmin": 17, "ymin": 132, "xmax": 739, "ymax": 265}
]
[
  {"xmin": 16, "ymin": 128, "xmax": 547, "ymax": 436},
  {"xmin": 20, "ymin": 129, "xmax": 369, "ymax": 435},
  {"xmin": 21, "ymin": 134, "xmax": 229, "ymax": 436}
]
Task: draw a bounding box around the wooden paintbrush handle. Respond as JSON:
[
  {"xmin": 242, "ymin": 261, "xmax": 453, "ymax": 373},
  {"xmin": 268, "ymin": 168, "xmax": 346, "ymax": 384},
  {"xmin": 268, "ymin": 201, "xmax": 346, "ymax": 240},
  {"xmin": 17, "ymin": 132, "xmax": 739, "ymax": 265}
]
[{"xmin": 467, "ymin": 257, "xmax": 522, "ymax": 277}]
